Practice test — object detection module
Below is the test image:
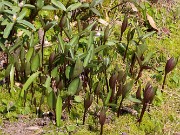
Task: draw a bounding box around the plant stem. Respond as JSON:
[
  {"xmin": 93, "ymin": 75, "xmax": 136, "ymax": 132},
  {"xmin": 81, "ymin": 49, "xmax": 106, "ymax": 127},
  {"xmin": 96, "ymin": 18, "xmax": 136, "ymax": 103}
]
[
  {"xmin": 41, "ymin": 31, "xmax": 46, "ymax": 69},
  {"xmin": 104, "ymin": 68, "xmax": 109, "ymax": 93},
  {"xmin": 117, "ymin": 98, "xmax": 123, "ymax": 117},
  {"xmin": 162, "ymin": 73, "xmax": 167, "ymax": 90},
  {"xmin": 83, "ymin": 109, "xmax": 87, "ymax": 125},
  {"xmin": 123, "ymin": 42, "xmax": 129, "ymax": 62},
  {"xmin": 137, "ymin": 103, "xmax": 147, "ymax": 124},
  {"xmin": 100, "ymin": 124, "xmax": 103, "ymax": 135},
  {"xmin": 135, "ymin": 67, "xmax": 143, "ymax": 83}
]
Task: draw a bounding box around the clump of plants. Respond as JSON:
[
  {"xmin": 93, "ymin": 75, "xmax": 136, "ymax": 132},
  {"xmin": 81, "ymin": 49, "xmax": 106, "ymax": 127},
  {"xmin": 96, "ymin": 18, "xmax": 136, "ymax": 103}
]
[{"xmin": 0, "ymin": 0, "xmax": 178, "ymax": 134}]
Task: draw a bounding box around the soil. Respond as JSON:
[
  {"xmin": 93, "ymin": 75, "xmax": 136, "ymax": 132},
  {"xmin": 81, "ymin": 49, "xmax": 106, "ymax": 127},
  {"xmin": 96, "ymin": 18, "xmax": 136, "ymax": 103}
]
[{"xmin": 0, "ymin": 115, "xmax": 51, "ymax": 135}]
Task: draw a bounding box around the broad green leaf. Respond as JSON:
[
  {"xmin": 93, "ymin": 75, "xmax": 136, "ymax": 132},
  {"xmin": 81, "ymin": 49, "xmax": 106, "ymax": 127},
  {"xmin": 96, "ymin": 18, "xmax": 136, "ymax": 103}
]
[
  {"xmin": 5, "ymin": 64, "xmax": 12, "ymax": 77},
  {"xmin": 90, "ymin": 0, "xmax": 103, "ymax": 7},
  {"xmin": 87, "ymin": 31, "xmax": 93, "ymax": 50},
  {"xmin": 56, "ymin": 95, "xmax": 62, "ymax": 127},
  {"xmin": 74, "ymin": 95, "xmax": 83, "ymax": 103},
  {"xmin": 67, "ymin": 2, "xmax": 82, "ymax": 12},
  {"xmin": 105, "ymin": 89, "xmax": 112, "ymax": 105},
  {"xmin": 72, "ymin": 58, "xmax": 83, "ymax": 79},
  {"xmin": 142, "ymin": 52, "xmax": 154, "ymax": 65},
  {"xmin": 43, "ymin": 76, "xmax": 52, "ymax": 93},
  {"xmin": 31, "ymin": 54, "xmax": 40, "ymax": 72},
  {"xmin": 43, "ymin": 76, "xmax": 51, "ymax": 88},
  {"xmin": 3, "ymin": 1, "xmax": 13, "ymax": 8},
  {"xmin": 44, "ymin": 21, "xmax": 57, "ymax": 31},
  {"xmin": 17, "ymin": 20, "xmax": 36, "ymax": 31},
  {"xmin": 20, "ymin": 71, "xmax": 40, "ymax": 97},
  {"xmin": 69, "ymin": 35, "xmax": 79, "ymax": 46},
  {"xmin": 128, "ymin": 95, "xmax": 142, "ymax": 103},
  {"xmin": 84, "ymin": 21, "xmax": 96, "ymax": 31},
  {"xmin": 51, "ymin": 67, "xmax": 58, "ymax": 78},
  {"xmin": 69, "ymin": 47, "xmax": 74, "ymax": 59},
  {"xmin": 51, "ymin": 0, "xmax": 66, "ymax": 11},
  {"xmin": 83, "ymin": 51, "xmax": 91, "ymax": 67},
  {"xmin": 23, "ymin": 4, "xmax": 35, "ymax": 9},
  {"xmin": 20, "ymin": 47, "xmax": 25, "ymax": 62},
  {"xmin": 141, "ymin": 31, "xmax": 156, "ymax": 39},
  {"xmin": 10, "ymin": 65, "xmax": 15, "ymax": 92},
  {"xmin": 26, "ymin": 47, "xmax": 34, "ymax": 62},
  {"xmin": 122, "ymin": 80, "xmax": 134, "ymax": 99},
  {"xmin": 0, "ymin": 40, "xmax": 6, "ymax": 52},
  {"xmin": 36, "ymin": 0, "xmax": 44, "ymax": 9},
  {"xmin": 47, "ymin": 91, "xmax": 56, "ymax": 109},
  {"xmin": 30, "ymin": 33, "xmax": 34, "ymax": 47},
  {"xmin": 42, "ymin": 5, "xmax": 58, "ymax": 10},
  {"xmin": 3, "ymin": 23, "xmax": 14, "ymax": 38},
  {"xmin": 90, "ymin": 8, "xmax": 101, "ymax": 16},
  {"xmin": 68, "ymin": 78, "xmax": 80, "ymax": 96},
  {"xmin": 57, "ymin": 34, "xmax": 65, "ymax": 53},
  {"xmin": 94, "ymin": 45, "xmax": 108, "ymax": 53},
  {"xmin": 3, "ymin": 10, "xmax": 16, "ymax": 15},
  {"xmin": 9, "ymin": 38, "xmax": 23, "ymax": 52},
  {"xmin": 17, "ymin": 8, "xmax": 27, "ymax": 20},
  {"xmin": 65, "ymin": 66, "xmax": 71, "ymax": 79},
  {"xmin": 25, "ymin": 62, "xmax": 31, "ymax": 76},
  {"xmin": 2, "ymin": 19, "xmax": 9, "ymax": 26}
]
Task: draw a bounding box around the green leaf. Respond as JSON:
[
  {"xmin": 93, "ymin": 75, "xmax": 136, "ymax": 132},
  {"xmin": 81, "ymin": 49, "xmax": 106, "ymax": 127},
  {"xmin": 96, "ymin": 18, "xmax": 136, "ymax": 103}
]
[
  {"xmin": 47, "ymin": 91, "xmax": 56, "ymax": 109},
  {"xmin": 26, "ymin": 47, "xmax": 34, "ymax": 62},
  {"xmin": 17, "ymin": 20, "xmax": 36, "ymax": 31},
  {"xmin": 69, "ymin": 35, "xmax": 79, "ymax": 46},
  {"xmin": 94, "ymin": 45, "xmax": 108, "ymax": 53},
  {"xmin": 51, "ymin": 67, "xmax": 58, "ymax": 78},
  {"xmin": 141, "ymin": 31, "xmax": 156, "ymax": 39},
  {"xmin": 43, "ymin": 76, "xmax": 52, "ymax": 93},
  {"xmin": 74, "ymin": 95, "xmax": 83, "ymax": 103},
  {"xmin": 83, "ymin": 51, "xmax": 91, "ymax": 67},
  {"xmin": 3, "ymin": 23, "xmax": 14, "ymax": 38},
  {"xmin": 31, "ymin": 54, "xmax": 40, "ymax": 72},
  {"xmin": 84, "ymin": 21, "xmax": 96, "ymax": 31},
  {"xmin": 72, "ymin": 58, "xmax": 83, "ymax": 79},
  {"xmin": 42, "ymin": 5, "xmax": 58, "ymax": 10},
  {"xmin": 90, "ymin": 8, "xmax": 101, "ymax": 16},
  {"xmin": 3, "ymin": 1, "xmax": 13, "ymax": 8},
  {"xmin": 10, "ymin": 65, "xmax": 15, "ymax": 92},
  {"xmin": 0, "ymin": 40, "xmax": 6, "ymax": 52},
  {"xmin": 122, "ymin": 80, "xmax": 134, "ymax": 99},
  {"xmin": 25, "ymin": 62, "xmax": 31, "ymax": 76},
  {"xmin": 20, "ymin": 71, "xmax": 41, "ymax": 97},
  {"xmin": 36, "ymin": 0, "xmax": 44, "ymax": 9},
  {"xmin": 90, "ymin": 0, "xmax": 103, "ymax": 7},
  {"xmin": 57, "ymin": 34, "xmax": 65, "ymax": 53},
  {"xmin": 65, "ymin": 66, "xmax": 71, "ymax": 79},
  {"xmin": 9, "ymin": 38, "xmax": 23, "ymax": 52},
  {"xmin": 68, "ymin": 78, "xmax": 80, "ymax": 96},
  {"xmin": 5, "ymin": 64, "xmax": 12, "ymax": 77},
  {"xmin": 56, "ymin": 95, "xmax": 62, "ymax": 127},
  {"xmin": 44, "ymin": 21, "xmax": 57, "ymax": 31},
  {"xmin": 142, "ymin": 52, "xmax": 153, "ymax": 65},
  {"xmin": 51, "ymin": 0, "xmax": 66, "ymax": 11},
  {"xmin": 128, "ymin": 95, "xmax": 142, "ymax": 103},
  {"xmin": 17, "ymin": 8, "xmax": 27, "ymax": 21},
  {"xmin": 23, "ymin": 4, "xmax": 35, "ymax": 9},
  {"xmin": 87, "ymin": 31, "xmax": 93, "ymax": 50},
  {"xmin": 105, "ymin": 89, "xmax": 112, "ymax": 105},
  {"xmin": 67, "ymin": 2, "xmax": 82, "ymax": 12}
]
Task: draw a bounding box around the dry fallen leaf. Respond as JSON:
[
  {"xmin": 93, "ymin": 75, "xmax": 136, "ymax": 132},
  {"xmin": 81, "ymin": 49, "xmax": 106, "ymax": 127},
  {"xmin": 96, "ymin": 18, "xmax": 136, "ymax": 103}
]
[
  {"xmin": 129, "ymin": 2, "xmax": 138, "ymax": 12},
  {"xmin": 146, "ymin": 13, "xmax": 159, "ymax": 32}
]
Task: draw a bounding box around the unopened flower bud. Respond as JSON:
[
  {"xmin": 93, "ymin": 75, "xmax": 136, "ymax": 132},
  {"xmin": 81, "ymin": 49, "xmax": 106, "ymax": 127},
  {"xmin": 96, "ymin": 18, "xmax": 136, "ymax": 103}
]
[
  {"xmin": 18, "ymin": 1, "xmax": 24, "ymax": 7},
  {"xmin": 165, "ymin": 57, "xmax": 177, "ymax": 74},
  {"xmin": 143, "ymin": 82, "xmax": 154, "ymax": 104}
]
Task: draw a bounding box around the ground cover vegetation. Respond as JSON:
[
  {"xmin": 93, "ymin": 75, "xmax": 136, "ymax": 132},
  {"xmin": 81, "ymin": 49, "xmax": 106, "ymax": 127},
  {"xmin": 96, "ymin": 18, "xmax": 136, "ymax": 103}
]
[{"xmin": 0, "ymin": 0, "xmax": 179, "ymax": 134}]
